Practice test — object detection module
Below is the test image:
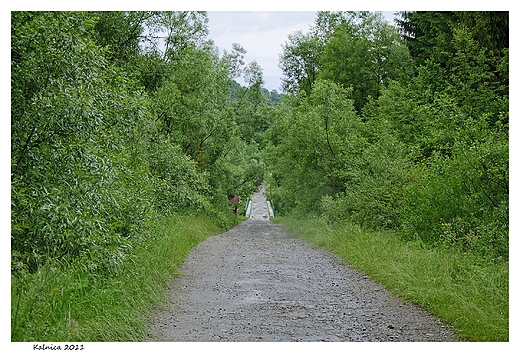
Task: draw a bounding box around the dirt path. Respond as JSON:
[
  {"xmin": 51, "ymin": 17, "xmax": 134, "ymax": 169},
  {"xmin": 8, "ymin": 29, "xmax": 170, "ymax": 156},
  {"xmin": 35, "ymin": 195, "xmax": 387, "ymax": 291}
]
[{"xmin": 146, "ymin": 183, "xmax": 458, "ymax": 342}]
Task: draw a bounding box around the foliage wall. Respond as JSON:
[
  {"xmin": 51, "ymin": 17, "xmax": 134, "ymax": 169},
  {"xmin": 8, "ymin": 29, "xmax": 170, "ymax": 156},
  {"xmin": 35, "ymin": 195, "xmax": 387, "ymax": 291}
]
[
  {"xmin": 11, "ymin": 11, "xmax": 274, "ymax": 274},
  {"xmin": 268, "ymin": 11, "xmax": 508, "ymax": 261},
  {"xmin": 11, "ymin": 10, "xmax": 509, "ymax": 274}
]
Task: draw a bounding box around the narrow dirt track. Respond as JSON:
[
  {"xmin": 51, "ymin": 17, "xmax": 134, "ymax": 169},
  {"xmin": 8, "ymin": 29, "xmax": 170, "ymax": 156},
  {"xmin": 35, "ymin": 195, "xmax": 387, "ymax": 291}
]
[{"xmin": 146, "ymin": 183, "xmax": 458, "ymax": 342}]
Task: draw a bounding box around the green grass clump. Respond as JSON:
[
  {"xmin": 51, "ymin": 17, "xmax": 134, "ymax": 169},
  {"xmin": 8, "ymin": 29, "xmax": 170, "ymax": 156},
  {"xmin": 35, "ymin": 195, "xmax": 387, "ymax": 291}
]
[
  {"xmin": 11, "ymin": 213, "xmax": 224, "ymax": 342},
  {"xmin": 275, "ymin": 216, "xmax": 508, "ymax": 342}
]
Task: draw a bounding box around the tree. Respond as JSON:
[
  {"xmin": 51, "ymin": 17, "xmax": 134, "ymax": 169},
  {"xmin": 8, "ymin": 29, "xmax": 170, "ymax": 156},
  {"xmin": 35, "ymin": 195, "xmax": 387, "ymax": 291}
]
[
  {"xmin": 151, "ymin": 43, "xmax": 233, "ymax": 168},
  {"xmin": 159, "ymin": 11, "xmax": 210, "ymax": 61},
  {"xmin": 279, "ymin": 11, "xmax": 413, "ymax": 111},
  {"xmin": 265, "ymin": 79, "xmax": 364, "ymax": 214},
  {"xmin": 396, "ymin": 11, "xmax": 508, "ymax": 66},
  {"xmin": 222, "ymin": 43, "xmax": 246, "ymax": 79},
  {"xmin": 278, "ymin": 11, "xmax": 366, "ymax": 95},
  {"xmin": 226, "ymin": 54, "xmax": 272, "ymax": 144},
  {"xmin": 319, "ymin": 12, "xmax": 413, "ymax": 112},
  {"xmin": 11, "ymin": 12, "xmax": 155, "ymax": 272},
  {"xmin": 92, "ymin": 11, "xmax": 150, "ymax": 62},
  {"xmin": 279, "ymin": 30, "xmax": 322, "ymax": 95},
  {"xmin": 312, "ymin": 11, "xmax": 371, "ymax": 42}
]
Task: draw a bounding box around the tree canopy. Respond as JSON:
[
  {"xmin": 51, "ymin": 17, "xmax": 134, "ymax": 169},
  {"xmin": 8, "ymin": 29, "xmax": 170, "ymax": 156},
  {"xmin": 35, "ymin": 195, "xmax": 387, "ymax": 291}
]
[
  {"xmin": 11, "ymin": 10, "xmax": 508, "ymax": 273},
  {"xmin": 270, "ymin": 11, "xmax": 508, "ymax": 261},
  {"xmin": 11, "ymin": 11, "xmax": 271, "ymax": 273}
]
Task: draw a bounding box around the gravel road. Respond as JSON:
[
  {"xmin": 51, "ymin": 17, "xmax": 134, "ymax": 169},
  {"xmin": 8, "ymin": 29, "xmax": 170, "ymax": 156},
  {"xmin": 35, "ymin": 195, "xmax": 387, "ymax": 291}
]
[{"xmin": 146, "ymin": 183, "xmax": 459, "ymax": 342}]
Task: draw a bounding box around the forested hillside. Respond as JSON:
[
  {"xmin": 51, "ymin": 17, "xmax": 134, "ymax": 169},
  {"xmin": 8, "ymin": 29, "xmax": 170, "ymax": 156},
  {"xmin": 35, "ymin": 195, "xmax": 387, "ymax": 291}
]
[
  {"xmin": 267, "ymin": 11, "xmax": 508, "ymax": 261},
  {"xmin": 11, "ymin": 11, "xmax": 508, "ymax": 341}
]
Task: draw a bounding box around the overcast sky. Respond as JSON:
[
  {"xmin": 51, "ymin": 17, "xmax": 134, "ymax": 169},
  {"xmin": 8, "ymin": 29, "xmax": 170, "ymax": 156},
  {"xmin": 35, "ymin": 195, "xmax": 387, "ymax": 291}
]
[{"xmin": 207, "ymin": 11, "xmax": 397, "ymax": 92}]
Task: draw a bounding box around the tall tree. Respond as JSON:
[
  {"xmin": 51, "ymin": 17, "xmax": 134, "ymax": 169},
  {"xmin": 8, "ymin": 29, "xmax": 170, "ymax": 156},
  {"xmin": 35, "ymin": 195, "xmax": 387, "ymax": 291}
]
[
  {"xmin": 151, "ymin": 43, "xmax": 233, "ymax": 168},
  {"xmin": 92, "ymin": 11, "xmax": 150, "ymax": 62},
  {"xmin": 279, "ymin": 30, "xmax": 322, "ymax": 95},
  {"xmin": 396, "ymin": 11, "xmax": 508, "ymax": 66},
  {"xmin": 222, "ymin": 42, "xmax": 246, "ymax": 79},
  {"xmin": 159, "ymin": 11, "xmax": 210, "ymax": 61},
  {"xmin": 320, "ymin": 12, "xmax": 413, "ymax": 111}
]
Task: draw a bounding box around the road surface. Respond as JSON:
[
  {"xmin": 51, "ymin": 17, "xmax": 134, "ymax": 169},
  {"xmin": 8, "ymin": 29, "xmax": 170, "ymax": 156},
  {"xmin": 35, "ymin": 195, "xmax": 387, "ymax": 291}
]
[{"xmin": 147, "ymin": 183, "xmax": 458, "ymax": 342}]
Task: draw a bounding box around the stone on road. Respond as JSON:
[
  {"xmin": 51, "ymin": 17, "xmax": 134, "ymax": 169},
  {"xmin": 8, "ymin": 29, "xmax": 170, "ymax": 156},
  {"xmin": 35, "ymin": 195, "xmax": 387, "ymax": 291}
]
[{"xmin": 147, "ymin": 182, "xmax": 458, "ymax": 342}]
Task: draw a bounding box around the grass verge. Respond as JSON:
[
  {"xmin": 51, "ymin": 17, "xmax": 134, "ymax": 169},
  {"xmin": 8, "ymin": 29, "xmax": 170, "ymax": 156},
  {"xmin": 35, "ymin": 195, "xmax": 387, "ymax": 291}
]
[
  {"xmin": 274, "ymin": 215, "xmax": 509, "ymax": 342},
  {"xmin": 11, "ymin": 213, "xmax": 225, "ymax": 341}
]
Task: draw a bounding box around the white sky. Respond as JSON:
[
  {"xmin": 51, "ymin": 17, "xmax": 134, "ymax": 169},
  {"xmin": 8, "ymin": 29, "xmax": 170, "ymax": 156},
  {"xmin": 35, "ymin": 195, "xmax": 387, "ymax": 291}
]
[{"xmin": 207, "ymin": 11, "xmax": 397, "ymax": 92}]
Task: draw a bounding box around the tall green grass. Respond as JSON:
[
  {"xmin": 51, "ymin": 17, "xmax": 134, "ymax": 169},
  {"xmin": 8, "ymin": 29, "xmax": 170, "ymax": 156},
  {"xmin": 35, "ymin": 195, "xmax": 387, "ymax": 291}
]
[
  {"xmin": 11, "ymin": 213, "xmax": 225, "ymax": 341},
  {"xmin": 275, "ymin": 216, "xmax": 509, "ymax": 342}
]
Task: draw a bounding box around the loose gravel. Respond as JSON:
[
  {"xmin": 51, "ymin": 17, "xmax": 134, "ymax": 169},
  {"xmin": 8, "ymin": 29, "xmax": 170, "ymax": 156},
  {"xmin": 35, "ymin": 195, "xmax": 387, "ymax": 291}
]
[{"xmin": 146, "ymin": 184, "xmax": 459, "ymax": 342}]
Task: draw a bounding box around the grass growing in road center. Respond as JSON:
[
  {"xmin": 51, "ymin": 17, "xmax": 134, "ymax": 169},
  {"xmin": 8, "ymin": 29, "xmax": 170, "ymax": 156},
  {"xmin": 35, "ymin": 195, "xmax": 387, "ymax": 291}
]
[{"xmin": 274, "ymin": 216, "xmax": 509, "ymax": 342}]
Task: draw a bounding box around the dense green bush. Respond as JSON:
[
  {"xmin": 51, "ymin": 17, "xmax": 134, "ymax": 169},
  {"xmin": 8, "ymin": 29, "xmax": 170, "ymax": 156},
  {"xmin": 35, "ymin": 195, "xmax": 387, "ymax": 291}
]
[
  {"xmin": 11, "ymin": 12, "xmax": 155, "ymax": 273},
  {"xmin": 400, "ymin": 115, "xmax": 508, "ymax": 260},
  {"xmin": 266, "ymin": 11, "xmax": 508, "ymax": 262},
  {"xmin": 11, "ymin": 11, "xmax": 273, "ymax": 274}
]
